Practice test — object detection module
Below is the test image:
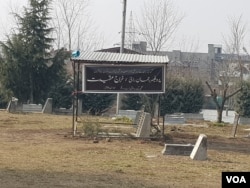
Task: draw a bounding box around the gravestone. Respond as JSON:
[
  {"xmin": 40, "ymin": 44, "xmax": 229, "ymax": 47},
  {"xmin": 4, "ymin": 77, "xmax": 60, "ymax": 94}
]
[
  {"xmin": 231, "ymin": 113, "xmax": 240, "ymax": 137},
  {"xmin": 133, "ymin": 111, "xmax": 142, "ymax": 128},
  {"xmin": 42, "ymin": 98, "xmax": 52, "ymax": 114},
  {"xmin": 7, "ymin": 97, "xmax": 19, "ymax": 113},
  {"xmin": 135, "ymin": 112, "xmax": 151, "ymax": 137},
  {"xmin": 78, "ymin": 99, "xmax": 82, "ymax": 115},
  {"xmin": 190, "ymin": 134, "xmax": 207, "ymax": 160}
]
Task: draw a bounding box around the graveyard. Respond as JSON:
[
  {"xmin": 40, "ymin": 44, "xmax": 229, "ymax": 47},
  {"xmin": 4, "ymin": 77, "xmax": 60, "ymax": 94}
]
[{"xmin": 0, "ymin": 111, "xmax": 250, "ymax": 187}]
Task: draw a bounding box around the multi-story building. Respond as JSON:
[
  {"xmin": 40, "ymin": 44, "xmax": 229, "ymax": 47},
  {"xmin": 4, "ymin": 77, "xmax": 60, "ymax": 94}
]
[
  {"xmin": 132, "ymin": 42, "xmax": 250, "ymax": 95},
  {"xmin": 131, "ymin": 42, "xmax": 250, "ymax": 109}
]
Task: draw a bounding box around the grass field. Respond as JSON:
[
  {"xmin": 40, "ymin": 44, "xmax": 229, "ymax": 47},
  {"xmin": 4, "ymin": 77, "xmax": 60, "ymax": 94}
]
[{"xmin": 0, "ymin": 111, "xmax": 250, "ymax": 188}]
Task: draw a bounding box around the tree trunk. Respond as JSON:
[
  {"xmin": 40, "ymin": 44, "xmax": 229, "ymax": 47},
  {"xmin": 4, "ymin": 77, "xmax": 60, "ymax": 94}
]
[
  {"xmin": 68, "ymin": 29, "xmax": 71, "ymax": 51},
  {"xmin": 217, "ymin": 108, "xmax": 223, "ymax": 123},
  {"xmin": 29, "ymin": 72, "xmax": 34, "ymax": 104}
]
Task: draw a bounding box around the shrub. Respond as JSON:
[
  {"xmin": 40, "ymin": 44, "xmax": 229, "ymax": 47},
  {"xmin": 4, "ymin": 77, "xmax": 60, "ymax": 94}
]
[
  {"xmin": 81, "ymin": 93, "xmax": 116, "ymax": 115},
  {"xmin": 82, "ymin": 121, "xmax": 101, "ymax": 137},
  {"xmin": 114, "ymin": 116, "xmax": 133, "ymax": 123},
  {"xmin": 121, "ymin": 78, "xmax": 204, "ymax": 116},
  {"xmin": 160, "ymin": 78, "xmax": 204, "ymax": 115},
  {"xmin": 121, "ymin": 94, "xmax": 143, "ymax": 111}
]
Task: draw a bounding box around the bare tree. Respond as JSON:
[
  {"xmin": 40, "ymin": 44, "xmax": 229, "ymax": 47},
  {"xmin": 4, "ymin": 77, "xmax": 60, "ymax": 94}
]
[
  {"xmin": 178, "ymin": 35, "xmax": 200, "ymax": 53},
  {"xmin": 206, "ymin": 15, "xmax": 247, "ymax": 123},
  {"xmin": 137, "ymin": 0, "xmax": 184, "ymax": 54},
  {"xmin": 51, "ymin": 0, "xmax": 104, "ymax": 52},
  {"xmin": 52, "ymin": 0, "xmax": 90, "ymax": 51},
  {"xmin": 224, "ymin": 15, "xmax": 247, "ymax": 79},
  {"xmin": 51, "ymin": 10, "xmax": 63, "ymax": 50},
  {"xmin": 133, "ymin": 0, "xmax": 184, "ymax": 128},
  {"xmin": 167, "ymin": 36, "xmax": 201, "ymax": 79},
  {"xmin": 2, "ymin": 1, "xmax": 26, "ymax": 36}
]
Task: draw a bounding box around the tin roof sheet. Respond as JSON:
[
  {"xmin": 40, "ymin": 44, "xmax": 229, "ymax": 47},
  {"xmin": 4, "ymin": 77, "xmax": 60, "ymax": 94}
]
[{"xmin": 71, "ymin": 51, "xmax": 168, "ymax": 64}]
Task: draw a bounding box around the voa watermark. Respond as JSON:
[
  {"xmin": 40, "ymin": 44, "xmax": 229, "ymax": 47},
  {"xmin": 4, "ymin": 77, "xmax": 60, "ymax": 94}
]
[{"xmin": 222, "ymin": 172, "xmax": 250, "ymax": 188}]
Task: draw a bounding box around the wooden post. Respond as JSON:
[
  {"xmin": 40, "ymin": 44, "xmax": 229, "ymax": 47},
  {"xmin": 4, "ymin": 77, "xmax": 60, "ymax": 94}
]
[
  {"xmin": 162, "ymin": 115, "xmax": 165, "ymax": 138},
  {"xmin": 72, "ymin": 61, "xmax": 76, "ymax": 136},
  {"xmin": 76, "ymin": 63, "xmax": 80, "ymax": 122},
  {"xmin": 231, "ymin": 113, "xmax": 240, "ymax": 138}
]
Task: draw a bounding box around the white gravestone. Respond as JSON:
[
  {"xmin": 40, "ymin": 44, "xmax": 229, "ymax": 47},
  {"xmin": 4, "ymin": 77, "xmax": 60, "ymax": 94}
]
[{"xmin": 190, "ymin": 134, "xmax": 207, "ymax": 161}]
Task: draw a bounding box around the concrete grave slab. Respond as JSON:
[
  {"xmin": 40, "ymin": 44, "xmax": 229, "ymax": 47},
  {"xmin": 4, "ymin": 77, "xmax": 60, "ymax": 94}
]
[
  {"xmin": 162, "ymin": 143, "xmax": 194, "ymax": 156},
  {"xmin": 23, "ymin": 104, "xmax": 43, "ymax": 113},
  {"xmin": 164, "ymin": 114, "xmax": 185, "ymax": 125}
]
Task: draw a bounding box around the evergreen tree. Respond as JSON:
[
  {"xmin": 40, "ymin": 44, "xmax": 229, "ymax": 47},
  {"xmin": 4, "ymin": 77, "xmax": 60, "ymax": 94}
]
[
  {"xmin": 0, "ymin": 35, "xmax": 30, "ymax": 102},
  {"xmin": 121, "ymin": 94, "xmax": 160, "ymax": 114},
  {"xmin": 160, "ymin": 78, "xmax": 204, "ymax": 115},
  {"xmin": 0, "ymin": 0, "xmax": 70, "ymax": 106},
  {"xmin": 18, "ymin": 0, "xmax": 53, "ymax": 103},
  {"xmin": 160, "ymin": 78, "xmax": 184, "ymax": 115},
  {"xmin": 181, "ymin": 79, "xmax": 204, "ymax": 113},
  {"xmin": 120, "ymin": 78, "xmax": 204, "ymax": 115},
  {"xmin": 47, "ymin": 49, "xmax": 72, "ymax": 108},
  {"xmin": 81, "ymin": 94, "xmax": 115, "ymax": 115},
  {"xmin": 121, "ymin": 94, "xmax": 143, "ymax": 110},
  {"xmin": 236, "ymin": 81, "xmax": 250, "ymax": 117}
]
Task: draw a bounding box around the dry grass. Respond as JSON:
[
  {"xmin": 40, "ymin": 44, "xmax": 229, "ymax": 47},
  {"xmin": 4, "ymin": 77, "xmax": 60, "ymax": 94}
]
[{"xmin": 0, "ymin": 111, "xmax": 250, "ymax": 188}]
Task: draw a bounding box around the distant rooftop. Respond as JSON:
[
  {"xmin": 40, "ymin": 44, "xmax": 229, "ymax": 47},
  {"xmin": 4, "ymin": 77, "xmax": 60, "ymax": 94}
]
[{"xmin": 96, "ymin": 47, "xmax": 141, "ymax": 54}]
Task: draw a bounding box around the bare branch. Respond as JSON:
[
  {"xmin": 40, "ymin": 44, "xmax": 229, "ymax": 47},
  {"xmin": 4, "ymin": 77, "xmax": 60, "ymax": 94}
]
[
  {"xmin": 137, "ymin": 0, "xmax": 184, "ymax": 53},
  {"xmin": 225, "ymin": 87, "xmax": 242, "ymax": 100},
  {"xmin": 205, "ymin": 81, "xmax": 220, "ymax": 109},
  {"xmin": 52, "ymin": 0, "xmax": 90, "ymax": 51}
]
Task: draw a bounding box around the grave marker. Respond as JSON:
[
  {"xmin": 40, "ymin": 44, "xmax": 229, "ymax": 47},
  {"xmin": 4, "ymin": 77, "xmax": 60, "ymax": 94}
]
[
  {"xmin": 135, "ymin": 112, "xmax": 151, "ymax": 137},
  {"xmin": 231, "ymin": 113, "xmax": 240, "ymax": 137},
  {"xmin": 190, "ymin": 134, "xmax": 207, "ymax": 160}
]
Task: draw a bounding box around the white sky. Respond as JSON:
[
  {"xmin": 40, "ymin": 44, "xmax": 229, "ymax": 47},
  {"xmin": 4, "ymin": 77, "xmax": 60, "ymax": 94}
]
[{"xmin": 1, "ymin": 0, "xmax": 250, "ymax": 52}]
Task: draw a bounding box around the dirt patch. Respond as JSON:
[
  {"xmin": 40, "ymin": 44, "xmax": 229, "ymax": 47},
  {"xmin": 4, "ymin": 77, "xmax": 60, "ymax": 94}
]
[{"xmin": 0, "ymin": 111, "xmax": 250, "ymax": 188}]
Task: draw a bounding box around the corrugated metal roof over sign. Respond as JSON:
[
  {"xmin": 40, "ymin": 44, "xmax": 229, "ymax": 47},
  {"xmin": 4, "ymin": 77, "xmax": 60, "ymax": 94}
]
[{"xmin": 71, "ymin": 51, "xmax": 168, "ymax": 64}]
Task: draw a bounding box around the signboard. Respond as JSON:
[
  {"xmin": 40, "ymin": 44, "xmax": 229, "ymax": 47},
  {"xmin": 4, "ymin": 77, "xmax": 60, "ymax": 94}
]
[{"xmin": 83, "ymin": 65, "xmax": 165, "ymax": 93}]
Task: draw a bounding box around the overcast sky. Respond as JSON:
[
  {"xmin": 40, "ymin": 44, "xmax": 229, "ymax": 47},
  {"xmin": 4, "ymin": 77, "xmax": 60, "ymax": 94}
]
[{"xmin": 1, "ymin": 0, "xmax": 250, "ymax": 52}]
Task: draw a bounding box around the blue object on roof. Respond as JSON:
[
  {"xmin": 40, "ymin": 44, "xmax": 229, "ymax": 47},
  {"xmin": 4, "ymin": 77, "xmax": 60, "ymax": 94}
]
[{"xmin": 72, "ymin": 50, "xmax": 80, "ymax": 58}]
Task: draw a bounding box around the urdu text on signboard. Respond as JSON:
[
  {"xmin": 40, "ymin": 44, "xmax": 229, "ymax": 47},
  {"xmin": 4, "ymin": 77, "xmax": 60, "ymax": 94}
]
[{"xmin": 83, "ymin": 65, "xmax": 165, "ymax": 93}]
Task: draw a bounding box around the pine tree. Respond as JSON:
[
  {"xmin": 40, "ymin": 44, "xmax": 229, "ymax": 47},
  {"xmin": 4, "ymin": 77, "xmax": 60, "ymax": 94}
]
[
  {"xmin": 1, "ymin": 0, "xmax": 69, "ymax": 105},
  {"xmin": 121, "ymin": 94, "xmax": 143, "ymax": 110},
  {"xmin": 236, "ymin": 81, "xmax": 250, "ymax": 117},
  {"xmin": 17, "ymin": 0, "xmax": 53, "ymax": 103},
  {"xmin": 81, "ymin": 94, "xmax": 116, "ymax": 115},
  {"xmin": 47, "ymin": 49, "xmax": 72, "ymax": 108},
  {"xmin": 181, "ymin": 79, "xmax": 204, "ymax": 113},
  {"xmin": 0, "ymin": 34, "xmax": 31, "ymax": 102},
  {"xmin": 160, "ymin": 78, "xmax": 204, "ymax": 115}
]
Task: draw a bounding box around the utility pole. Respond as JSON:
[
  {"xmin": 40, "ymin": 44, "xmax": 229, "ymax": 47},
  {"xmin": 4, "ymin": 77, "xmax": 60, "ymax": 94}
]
[
  {"xmin": 120, "ymin": 0, "xmax": 127, "ymax": 53},
  {"xmin": 117, "ymin": 0, "xmax": 127, "ymax": 115}
]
